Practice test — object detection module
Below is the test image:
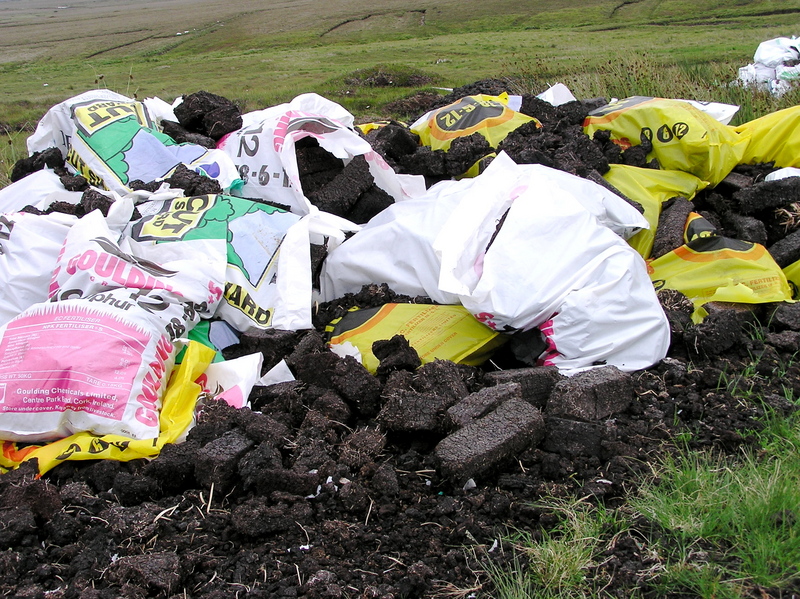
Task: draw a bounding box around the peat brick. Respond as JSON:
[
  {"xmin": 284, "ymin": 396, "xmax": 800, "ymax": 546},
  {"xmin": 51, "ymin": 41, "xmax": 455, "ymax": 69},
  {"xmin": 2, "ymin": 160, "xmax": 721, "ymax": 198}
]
[
  {"xmin": 652, "ymin": 196, "xmax": 693, "ymax": 259},
  {"xmin": 483, "ymin": 366, "xmax": 563, "ymax": 409},
  {"xmin": 377, "ymin": 389, "xmax": 457, "ymax": 433},
  {"xmin": 734, "ymin": 177, "xmax": 800, "ymax": 214},
  {"xmin": 446, "ymin": 382, "xmax": 522, "ymax": 429},
  {"xmin": 541, "ymin": 417, "xmax": 603, "ymax": 458},
  {"xmin": 435, "ymin": 398, "xmax": 545, "ymax": 481},
  {"xmin": 293, "ymin": 351, "xmax": 382, "ymax": 417},
  {"xmin": 307, "ymin": 155, "xmax": 374, "ymax": 216},
  {"xmin": 768, "ymin": 228, "xmax": 800, "ymax": 268},
  {"xmin": 546, "ymin": 366, "xmax": 633, "ymax": 421},
  {"xmin": 768, "ymin": 302, "xmax": 800, "ymax": 331},
  {"xmin": 373, "ymin": 335, "xmax": 421, "ymax": 376},
  {"xmin": 683, "ymin": 302, "xmax": 758, "ymax": 356},
  {"xmin": 194, "ymin": 430, "xmax": 254, "ymax": 491},
  {"xmin": 729, "ymin": 213, "xmax": 768, "ymax": 245},
  {"xmin": 715, "ymin": 171, "xmax": 753, "ymax": 195},
  {"xmin": 106, "ymin": 553, "xmax": 182, "ymax": 594},
  {"xmin": 765, "ymin": 330, "xmax": 800, "ymax": 352}
]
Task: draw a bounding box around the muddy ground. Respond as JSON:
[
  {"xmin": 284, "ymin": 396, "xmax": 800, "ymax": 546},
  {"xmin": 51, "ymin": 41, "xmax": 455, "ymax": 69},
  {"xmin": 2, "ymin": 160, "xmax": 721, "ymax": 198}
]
[
  {"xmin": 2, "ymin": 294, "xmax": 799, "ymax": 599},
  {"xmin": 3, "ymin": 82, "xmax": 800, "ymax": 598}
]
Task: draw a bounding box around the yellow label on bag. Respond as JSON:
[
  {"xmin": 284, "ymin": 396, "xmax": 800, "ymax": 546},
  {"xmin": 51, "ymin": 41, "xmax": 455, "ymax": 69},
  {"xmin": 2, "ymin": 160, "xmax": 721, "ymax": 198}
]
[
  {"xmin": 648, "ymin": 213, "xmax": 792, "ymax": 319},
  {"xmin": 585, "ymin": 97, "xmax": 748, "ymax": 186},
  {"xmin": 412, "ymin": 94, "xmax": 539, "ymax": 151},
  {"xmin": 603, "ymin": 164, "xmax": 708, "ymax": 259},
  {"xmin": 327, "ymin": 304, "xmax": 506, "ymax": 374}
]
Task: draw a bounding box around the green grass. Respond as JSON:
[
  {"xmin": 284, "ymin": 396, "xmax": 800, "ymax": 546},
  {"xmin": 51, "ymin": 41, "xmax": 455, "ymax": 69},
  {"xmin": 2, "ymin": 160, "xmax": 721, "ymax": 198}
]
[
  {"xmin": 484, "ymin": 401, "xmax": 800, "ymax": 599},
  {"xmin": 483, "ymin": 498, "xmax": 628, "ymax": 599}
]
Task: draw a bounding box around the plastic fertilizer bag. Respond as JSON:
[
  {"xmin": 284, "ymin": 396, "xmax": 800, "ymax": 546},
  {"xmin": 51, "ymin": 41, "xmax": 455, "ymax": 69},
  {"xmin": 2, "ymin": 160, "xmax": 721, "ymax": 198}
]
[
  {"xmin": 584, "ymin": 97, "xmax": 749, "ymax": 186},
  {"xmin": 218, "ymin": 93, "xmax": 422, "ymax": 215},
  {"xmin": 326, "ymin": 304, "xmax": 506, "ymax": 373},
  {"xmin": 27, "ymin": 90, "xmax": 240, "ymax": 194},
  {"xmin": 128, "ymin": 193, "xmax": 315, "ymax": 331},
  {"xmin": 0, "ymin": 211, "xmax": 77, "ymax": 327},
  {"xmin": 648, "ymin": 212, "xmax": 792, "ymax": 319},
  {"xmin": 735, "ymin": 105, "xmax": 800, "ymax": 168},
  {"xmin": 0, "ymin": 210, "xmax": 226, "ymax": 443},
  {"xmin": 0, "ymin": 341, "xmax": 215, "ymax": 475},
  {"xmin": 0, "ymin": 289, "xmax": 193, "ymax": 442},
  {"xmin": 433, "ymin": 153, "xmax": 669, "ymax": 373},
  {"xmin": 603, "ymin": 164, "xmax": 708, "ymax": 258},
  {"xmin": 410, "ymin": 93, "xmax": 538, "ymax": 152}
]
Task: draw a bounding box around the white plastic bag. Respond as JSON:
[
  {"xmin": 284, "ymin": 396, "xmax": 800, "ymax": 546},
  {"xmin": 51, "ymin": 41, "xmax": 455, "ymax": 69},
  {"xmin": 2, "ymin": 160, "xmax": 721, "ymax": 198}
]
[
  {"xmin": 0, "ymin": 289, "xmax": 190, "ymax": 442},
  {"xmin": 0, "ymin": 211, "xmax": 77, "ymax": 327},
  {"xmin": 754, "ymin": 37, "xmax": 800, "ymax": 68},
  {"xmin": 128, "ymin": 193, "xmax": 318, "ymax": 331},
  {"xmin": 27, "ymin": 90, "xmax": 240, "ymax": 194},
  {"xmin": 51, "ymin": 210, "xmax": 225, "ymax": 317},
  {"xmin": 320, "ymin": 157, "xmax": 648, "ymax": 304},
  {"xmin": 0, "ymin": 169, "xmax": 82, "ymax": 214},
  {"xmin": 433, "ymin": 153, "xmax": 669, "ymax": 373},
  {"xmin": 218, "ymin": 93, "xmax": 424, "ymax": 215},
  {"xmin": 195, "ymin": 352, "xmax": 264, "ymax": 409},
  {"xmin": 766, "ymin": 167, "xmax": 800, "ymax": 181},
  {"xmin": 0, "ymin": 206, "xmax": 227, "ymax": 442},
  {"xmin": 738, "ymin": 63, "xmax": 777, "ymax": 88}
]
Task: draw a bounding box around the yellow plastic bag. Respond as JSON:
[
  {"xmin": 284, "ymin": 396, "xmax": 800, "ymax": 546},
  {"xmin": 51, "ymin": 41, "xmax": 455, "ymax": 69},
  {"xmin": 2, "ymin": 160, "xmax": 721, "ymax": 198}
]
[
  {"xmin": 411, "ymin": 94, "xmax": 539, "ymax": 152},
  {"xmin": 326, "ymin": 304, "xmax": 506, "ymax": 374},
  {"xmin": 735, "ymin": 105, "xmax": 800, "ymax": 167},
  {"xmin": 584, "ymin": 97, "xmax": 749, "ymax": 186},
  {"xmin": 603, "ymin": 164, "xmax": 708, "ymax": 258},
  {"xmin": 782, "ymin": 259, "xmax": 800, "ymax": 299},
  {"xmin": 648, "ymin": 213, "xmax": 792, "ymax": 321},
  {"xmin": 0, "ymin": 341, "xmax": 215, "ymax": 475}
]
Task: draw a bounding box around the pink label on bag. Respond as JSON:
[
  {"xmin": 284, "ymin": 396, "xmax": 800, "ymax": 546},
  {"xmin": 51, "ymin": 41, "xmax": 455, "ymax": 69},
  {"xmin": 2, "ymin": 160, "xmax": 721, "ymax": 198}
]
[{"xmin": 0, "ymin": 306, "xmax": 148, "ymax": 421}]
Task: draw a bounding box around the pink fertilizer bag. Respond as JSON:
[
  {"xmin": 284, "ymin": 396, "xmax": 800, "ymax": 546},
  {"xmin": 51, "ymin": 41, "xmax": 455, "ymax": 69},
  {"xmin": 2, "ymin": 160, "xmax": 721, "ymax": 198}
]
[{"xmin": 0, "ymin": 210, "xmax": 225, "ymax": 443}]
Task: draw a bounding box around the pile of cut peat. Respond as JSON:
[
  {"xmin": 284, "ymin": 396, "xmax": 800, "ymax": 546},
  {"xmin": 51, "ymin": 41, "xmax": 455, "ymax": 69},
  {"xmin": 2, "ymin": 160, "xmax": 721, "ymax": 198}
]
[{"xmin": 3, "ymin": 81, "xmax": 800, "ymax": 599}]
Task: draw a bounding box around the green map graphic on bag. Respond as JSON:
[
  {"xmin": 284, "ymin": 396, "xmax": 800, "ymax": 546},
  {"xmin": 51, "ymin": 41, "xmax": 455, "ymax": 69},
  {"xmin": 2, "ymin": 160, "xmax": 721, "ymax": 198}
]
[
  {"xmin": 411, "ymin": 93, "xmax": 539, "ymax": 151},
  {"xmin": 130, "ymin": 194, "xmax": 304, "ymax": 330},
  {"xmin": 68, "ymin": 99, "xmax": 219, "ymax": 192}
]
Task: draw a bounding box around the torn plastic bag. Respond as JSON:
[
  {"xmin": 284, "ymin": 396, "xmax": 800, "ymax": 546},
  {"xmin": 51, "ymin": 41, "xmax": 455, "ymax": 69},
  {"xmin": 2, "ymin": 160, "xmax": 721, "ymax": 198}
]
[
  {"xmin": 433, "ymin": 153, "xmax": 669, "ymax": 373},
  {"xmin": 410, "ymin": 93, "xmax": 538, "ymax": 152},
  {"xmin": 648, "ymin": 213, "xmax": 792, "ymax": 321},
  {"xmin": 584, "ymin": 97, "xmax": 749, "ymax": 186},
  {"xmin": 326, "ymin": 304, "xmax": 506, "ymax": 374},
  {"xmin": 0, "ymin": 169, "xmax": 81, "ymax": 214},
  {"xmin": 26, "ymin": 90, "xmax": 240, "ymax": 194},
  {"xmin": 0, "ymin": 211, "xmax": 77, "ymax": 327},
  {"xmin": 218, "ymin": 93, "xmax": 424, "ymax": 215},
  {"xmin": 735, "ymin": 105, "xmax": 800, "ymax": 167},
  {"xmin": 320, "ymin": 158, "xmax": 647, "ymax": 304},
  {"xmin": 603, "ymin": 164, "xmax": 708, "ymax": 258},
  {"xmin": 537, "ymin": 84, "xmax": 577, "ymax": 107},
  {"xmin": 127, "ymin": 192, "xmax": 337, "ymax": 331},
  {"xmin": 0, "ymin": 341, "xmax": 215, "ymax": 475},
  {"xmin": 320, "ymin": 177, "xmax": 470, "ymax": 304},
  {"xmin": 195, "ymin": 352, "xmax": 264, "ymax": 410}
]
